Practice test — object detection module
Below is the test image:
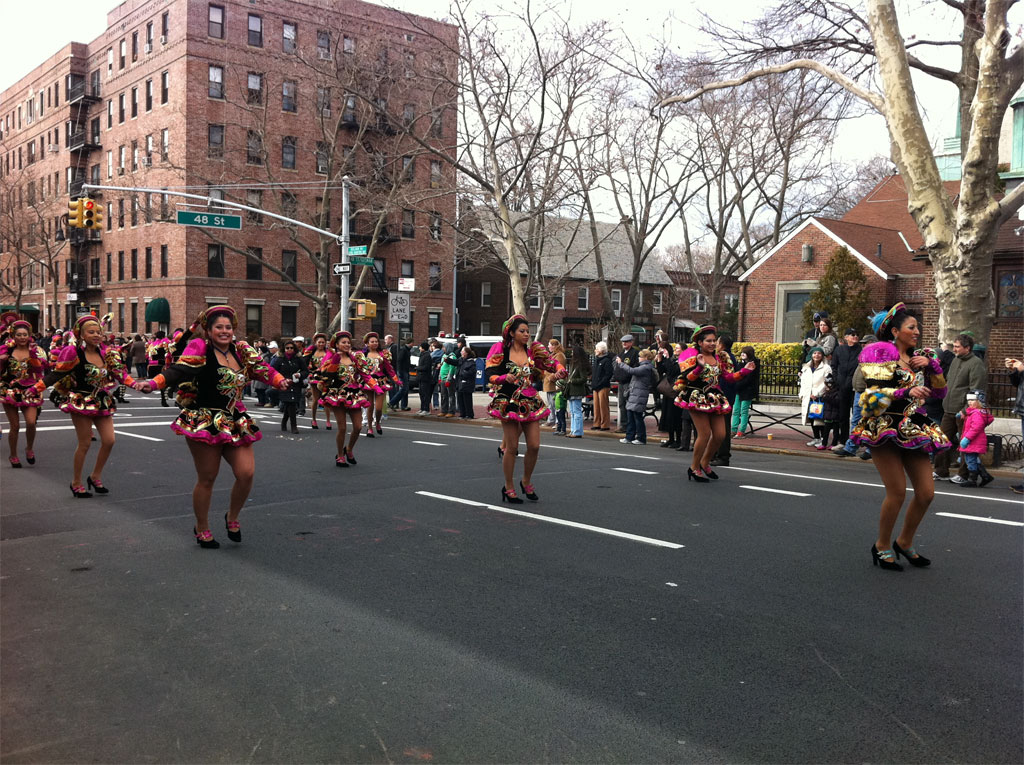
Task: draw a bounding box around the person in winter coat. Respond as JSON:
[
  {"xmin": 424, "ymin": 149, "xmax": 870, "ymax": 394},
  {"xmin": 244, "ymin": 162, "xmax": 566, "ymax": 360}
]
[
  {"xmin": 129, "ymin": 334, "xmax": 148, "ymax": 378},
  {"xmin": 818, "ymin": 372, "xmax": 843, "ymax": 450},
  {"xmin": 816, "ymin": 317, "xmax": 838, "ymax": 362},
  {"xmin": 456, "ymin": 347, "xmax": 478, "ymax": 418},
  {"xmin": 543, "ymin": 339, "xmax": 567, "ymax": 426},
  {"xmin": 657, "ymin": 341, "xmax": 683, "ymax": 448},
  {"xmin": 731, "ymin": 346, "xmax": 759, "ymax": 438},
  {"xmin": 957, "ymin": 390, "xmax": 994, "ymax": 487},
  {"xmin": 590, "ymin": 341, "xmax": 613, "ymax": 430},
  {"xmin": 1006, "ymin": 356, "xmax": 1024, "ymax": 494},
  {"xmin": 799, "ymin": 348, "xmax": 832, "ymax": 447},
  {"xmin": 830, "ymin": 328, "xmax": 861, "ymax": 447},
  {"xmin": 614, "ymin": 349, "xmax": 656, "ymax": 444},
  {"xmin": 564, "ymin": 342, "xmax": 591, "ymax": 437},
  {"xmin": 270, "ymin": 340, "xmax": 308, "ymax": 434},
  {"xmin": 416, "ymin": 341, "xmax": 434, "ymax": 416},
  {"xmin": 438, "ymin": 342, "xmax": 459, "ymax": 417}
]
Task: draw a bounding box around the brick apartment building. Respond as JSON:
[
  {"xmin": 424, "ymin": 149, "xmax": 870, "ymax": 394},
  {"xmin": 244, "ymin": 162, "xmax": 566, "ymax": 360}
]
[
  {"xmin": 737, "ymin": 175, "xmax": 1023, "ymax": 367},
  {"xmin": 0, "ymin": 0, "xmax": 458, "ymax": 341}
]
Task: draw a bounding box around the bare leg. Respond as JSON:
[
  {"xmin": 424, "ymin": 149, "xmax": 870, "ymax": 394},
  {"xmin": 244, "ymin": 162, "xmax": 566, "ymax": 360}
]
[
  {"xmin": 89, "ymin": 415, "xmax": 116, "ymax": 481},
  {"xmin": 186, "ymin": 439, "xmax": 224, "ymax": 532},
  {"xmin": 689, "ymin": 411, "xmax": 711, "ymax": 472},
  {"xmin": 23, "ymin": 406, "xmax": 37, "ymax": 451},
  {"xmin": 374, "ymin": 394, "xmax": 385, "ymax": 428},
  {"xmin": 701, "ymin": 414, "xmax": 727, "ymax": 470},
  {"xmin": 221, "ymin": 444, "xmax": 255, "ymax": 520},
  {"xmin": 347, "ymin": 408, "xmax": 362, "ymax": 452},
  {"xmin": 4, "ymin": 404, "xmax": 20, "ymax": 458},
  {"xmin": 331, "ymin": 405, "xmax": 347, "ymax": 457},
  {"xmin": 895, "ymin": 449, "xmax": 936, "ymax": 550},
  {"xmin": 69, "ymin": 413, "xmax": 95, "ymax": 486},
  {"xmin": 501, "ymin": 420, "xmax": 522, "ymax": 491},
  {"xmin": 521, "ymin": 420, "xmax": 542, "ymax": 487},
  {"xmin": 871, "ymin": 444, "xmax": 908, "ymax": 551}
]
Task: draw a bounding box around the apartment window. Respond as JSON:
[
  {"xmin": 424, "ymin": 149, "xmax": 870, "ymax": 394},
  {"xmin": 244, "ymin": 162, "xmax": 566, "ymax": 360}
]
[
  {"xmin": 430, "ymin": 108, "xmax": 443, "ymax": 138},
  {"xmin": 315, "ymin": 142, "xmax": 329, "ymax": 174},
  {"xmin": 611, "ymin": 288, "xmax": 622, "ymax": 316},
  {"xmin": 132, "ymin": 32, "xmax": 139, "ymax": 62},
  {"xmin": 429, "ymin": 262, "xmax": 441, "ymax": 291},
  {"xmin": 690, "ymin": 291, "xmax": 708, "ymax": 312},
  {"xmin": 402, "ymin": 156, "xmax": 414, "ymax": 182},
  {"xmin": 208, "ymin": 4, "xmax": 224, "ymax": 38},
  {"xmin": 107, "ymin": 47, "xmax": 113, "ymax": 74},
  {"xmin": 145, "ymin": 247, "xmax": 152, "ymax": 278},
  {"xmin": 576, "ymin": 286, "xmax": 589, "ymax": 311},
  {"xmin": 144, "ymin": 192, "xmax": 152, "ymax": 222},
  {"xmin": 106, "ymin": 252, "xmax": 112, "ymax": 281},
  {"xmin": 131, "ymin": 87, "xmax": 138, "ymax": 118},
  {"xmin": 427, "ymin": 311, "xmax": 441, "ymax": 337},
  {"xmin": 401, "ymin": 260, "xmax": 414, "ymax": 278},
  {"xmin": 246, "ymin": 130, "xmax": 262, "ymax": 165},
  {"xmin": 403, "ymin": 103, "xmax": 415, "ymax": 126},
  {"xmin": 481, "ymin": 282, "xmax": 492, "ymax": 307},
  {"xmin": 107, "ymin": 100, "xmax": 113, "ymax": 128},
  {"xmin": 317, "ymin": 29, "xmax": 331, "ymax": 59},
  {"xmin": 161, "ymin": 71, "xmax": 169, "ymax": 104},
  {"xmin": 131, "ymin": 302, "xmax": 138, "ymax": 333},
  {"xmin": 91, "ymin": 257, "xmax": 101, "ymax": 285},
  {"xmin": 209, "ymin": 188, "xmax": 225, "ymax": 210},
  {"xmin": 130, "ymin": 140, "xmax": 138, "ymax": 171},
  {"xmin": 553, "ymin": 288, "xmax": 564, "ymax": 310},
  {"xmin": 246, "ymin": 304, "xmax": 262, "ymax": 336},
  {"xmin": 208, "ymin": 244, "xmax": 225, "ymax": 278},
  {"xmin": 160, "ymin": 190, "xmax": 169, "ymax": 219},
  {"xmin": 246, "ymin": 72, "xmax": 263, "ymax": 105},
  {"xmin": 208, "ymin": 65, "xmax": 224, "ymax": 99},
  {"xmin": 118, "ymin": 303, "xmax": 125, "ymax": 332},
  {"xmin": 430, "ymin": 160, "xmax": 442, "ymax": 189},
  {"xmin": 246, "ymin": 190, "xmax": 263, "ymax": 222},
  {"xmin": 248, "ymin": 14, "xmax": 263, "ymax": 47},
  {"xmin": 480, "ymin": 321, "xmax": 490, "ymax": 334},
  {"xmin": 281, "ymin": 305, "xmax": 297, "ymax": 336},
  {"xmin": 282, "ymin": 81, "xmax": 296, "ymax": 112},
  {"xmin": 118, "ymin": 93, "xmax": 125, "ymax": 123},
  {"xmin": 402, "ymin": 209, "xmax": 415, "ymax": 238},
  {"xmin": 117, "ymin": 198, "xmax": 125, "ymax": 228},
  {"xmin": 145, "ymin": 79, "xmax": 153, "ymax": 111},
  {"xmin": 343, "ymin": 35, "xmax": 355, "ymax": 54},
  {"xmin": 161, "ymin": 128, "xmax": 169, "ymax": 160},
  {"xmin": 282, "ymin": 21, "xmax": 297, "ymax": 52},
  {"xmin": 130, "ymin": 196, "xmax": 138, "ymax": 226},
  {"xmin": 131, "ymin": 248, "xmax": 138, "ymax": 278},
  {"xmin": 107, "ymin": 203, "xmax": 113, "ymax": 230},
  {"xmin": 652, "ymin": 291, "xmax": 663, "ymax": 314},
  {"xmin": 145, "ymin": 134, "xmax": 153, "ymax": 162},
  {"xmin": 281, "ymin": 136, "xmax": 296, "ymax": 169},
  {"xmin": 146, "ymin": 22, "xmax": 153, "ymax": 46},
  {"xmin": 316, "ymin": 86, "xmax": 331, "ymax": 115},
  {"xmin": 205, "ymin": 124, "xmax": 224, "ymax": 159},
  {"xmin": 429, "ymin": 211, "xmax": 442, "ymax": 242},
  {"xmin": 118, "ymin": 250, "xmax": 125, "ymax": 280},
  {"xmin": 246, "ymin": 248, "xmax": 263, "ymax": 280},
  {"xmin": 341, "ymin": 94, "xmax": 357, "ymax": 124},
  {"xmin": 160, "ymin": 244, "xmax": 168, "ymax": 276},
  {"xmin": 281, "ymin": 192, "xmax": 297, "ymax": 215},
  {"xmin": 161, "ymin": 11, "xmax": 169, "ymax": 38},
  {"xmin": 527, "ymin": 287, "xmax": 541, "ymax": 309},
  {"xmin": 281, "ymin": 250, "xmax": 297, "ymax": 281},
  {"xmin": 119, "ymin": 40, "xmax": 126, "ymax": 69}
]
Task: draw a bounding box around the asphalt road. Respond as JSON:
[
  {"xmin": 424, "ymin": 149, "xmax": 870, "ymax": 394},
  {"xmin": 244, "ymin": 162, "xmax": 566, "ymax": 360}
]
[{"xmin": 2, "ymin": 397, "xmax": 1022, "ymax": 764}]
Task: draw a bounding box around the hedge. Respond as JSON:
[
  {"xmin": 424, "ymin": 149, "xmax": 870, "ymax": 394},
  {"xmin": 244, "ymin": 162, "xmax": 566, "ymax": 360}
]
[{"xmin": 733, "ymin": 342, "xmax": 804, "ymax": 366}]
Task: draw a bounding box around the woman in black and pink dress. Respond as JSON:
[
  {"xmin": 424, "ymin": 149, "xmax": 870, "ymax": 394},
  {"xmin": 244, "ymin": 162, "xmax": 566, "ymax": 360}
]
[
  {"xmin": 361, "ymin": 331, "xmax": 401, "ymax": 437},
  {"xmin": 317, "ymin": 331, "xmax": 372, "ymax": 466},
  {"xmin": 1, "ymin": 319, "xmax": 47, "ymax": 468}
]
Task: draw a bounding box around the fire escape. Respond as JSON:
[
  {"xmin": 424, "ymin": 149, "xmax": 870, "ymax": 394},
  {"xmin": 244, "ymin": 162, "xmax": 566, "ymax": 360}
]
[{"xmin": 65, "ymin": 72, "xmax": 103, "ymax": 314}]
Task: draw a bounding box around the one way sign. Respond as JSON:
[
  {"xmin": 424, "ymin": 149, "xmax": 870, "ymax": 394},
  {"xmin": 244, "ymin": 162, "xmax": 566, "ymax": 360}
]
[{"xmin": 332, "ymin": 263, "xmax": 352, "ymax": 276}]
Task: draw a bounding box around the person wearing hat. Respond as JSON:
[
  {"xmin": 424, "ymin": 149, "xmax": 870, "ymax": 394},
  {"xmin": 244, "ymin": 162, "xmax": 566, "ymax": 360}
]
[
  {"xmin": 957, "ymin": 390, "xmax": 994, "ymax": 488},
  {"xmin": 1, "ymin": 319, "xmax": 47, "ymax": 468},
  {"xmin": 613, "ymin": 334, "xmax": 639, "ymax": 432},
  {"xmin": 830, "ymin": 328, "xmax": 862, "ymax": 454},
  {"xmin": 802, "ymin": 311, "xmax": 829, "ymax": 362},
  {"xmin": 317, "ymin": 331, "xmax": 373, "ymax": 466},
  {"xmin": 933, "ymin": 333, "xmax": 987, "ymax": 484},
  {"xmin": 799, "ymin": 347, "xmax": 832, "ymax": 448}
]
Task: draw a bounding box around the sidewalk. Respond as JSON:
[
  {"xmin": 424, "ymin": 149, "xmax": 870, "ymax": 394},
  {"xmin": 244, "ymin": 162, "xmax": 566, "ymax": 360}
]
[{"xmin": 386, "ymin": 392, "xmax": 1024, "ymax": 479}]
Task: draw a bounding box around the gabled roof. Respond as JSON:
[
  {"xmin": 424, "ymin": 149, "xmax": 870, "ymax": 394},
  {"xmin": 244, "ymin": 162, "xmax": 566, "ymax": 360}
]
[
  {"xmin": 737, "ymin": 217, "xmax": 918, "ymax": 281},
  {"xmin": 841, "ymin": 175, "xmax": 962, "ymax": 249}
]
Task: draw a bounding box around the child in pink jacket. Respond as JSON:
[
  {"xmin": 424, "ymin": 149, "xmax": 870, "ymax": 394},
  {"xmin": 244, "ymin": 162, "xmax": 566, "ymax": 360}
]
[{"xmin": 958, "ymin": 390, "xmax": 994, "ymax": 487}]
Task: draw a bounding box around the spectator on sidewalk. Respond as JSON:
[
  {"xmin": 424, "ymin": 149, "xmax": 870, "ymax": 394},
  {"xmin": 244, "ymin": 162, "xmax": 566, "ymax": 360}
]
[
  {"xmin": 390, "ymin": 336, "xmax": 413, "ymax": 411},
  {"xmin": 957, "ymin": 390, "xmax": 994, "ymax": 488},
  {"xmin": 731, "ymin": 346, "xmax": 759, "ymax": 439},
  {"xmin": 802, "ymin": 310, "xmax": 829, "ymax": 362},
  {"xmin": 799, "ymin": 348, "xmax": 832, "ymax": 448},
  {"xmin": 129, "ymin": 334, "xmax": 148, "ymax": 378},
  {"xmin": 933, "ymin": 334, "xmax": 986, "ymax": 484},
  {"xmin": 430, "ymin": 340, "xmax": 443, "ymax": 412},
  {"xmin": 416, "ymin": 341, "xmax": 434, "ymax": 416},
  {"xmin": 615, "ymin": 349, "xmax": 656, "ymax": 445},
  {"xmin": 456, "ymin": 346, "xmax": 477, "ymax": 419},
  {"xmin": 590, "ymin": 341, "xmax": 613, "ymax": 431},
  {"xmin": 711, "ymin": 334, "xmax": 738, "ymax": 467},
  {"xmin": 1006, "ymin": 356, "xmax": 1024, "ymax": 494},
  {"xmin": 816, "ymin": 317, "xmax": 838, "ymax": 362},
  {"xmin": 439, "ymin": 342, "xmax": 459, "ymax": 417},
  {"xmin": 657, "ymin": 340, "xmax": 682, "ymax": 448},
  {"xmin": 565, "ymin": 342, "xmax": 591, "ymax": 438},
  {"xmin": 613, "ymin": 334, "xmax": 639, "ymax": 432},
  {"xmin": 831, "ymin": 328, "xmax": 861, "ymax": 449},
  {"xmin": 542, "ymin": 339, "xmax": 566, "ymax": 427}
]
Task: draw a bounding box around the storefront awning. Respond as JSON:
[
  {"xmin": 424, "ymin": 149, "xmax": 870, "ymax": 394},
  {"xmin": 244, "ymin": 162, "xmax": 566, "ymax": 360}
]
[
  {"xmin": 629, "ymin": 324, "xmax": 648, "ymax": 334},
  {"xmin": 673, "ymin": 318, "xmax": 698, "ymax": 329},
  {"xmin": 0, "ymin": 304, "xmax": 39, "ymax": 313},
  {"xmin": 144, "ymin": 297, "xmax": 170, "ymax": 324}
]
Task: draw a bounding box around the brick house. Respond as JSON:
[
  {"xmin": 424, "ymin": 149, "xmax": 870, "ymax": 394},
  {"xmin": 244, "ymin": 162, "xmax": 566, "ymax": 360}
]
[
  {"xmin": 664, "ymin": 269, "xmax": 741, "ymax": 344},
  {"xmin": 0, "ymin": 0, "xmax": 458, "ymax": 341},
  {"xmin": 738, "ymin": 175, "xmax": 1023, "ymax": 367}
]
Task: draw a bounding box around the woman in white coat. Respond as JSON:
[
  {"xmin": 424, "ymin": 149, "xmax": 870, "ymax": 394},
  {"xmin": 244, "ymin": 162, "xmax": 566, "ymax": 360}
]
[{"xmin": 799, "ymin": 347, "xmax": 832, "ymax": 448}]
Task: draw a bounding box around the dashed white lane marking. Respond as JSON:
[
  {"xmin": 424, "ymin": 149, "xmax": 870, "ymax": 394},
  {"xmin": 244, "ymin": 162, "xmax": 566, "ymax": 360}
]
[
  {"xmin": 412, "ymin": 441, "xmax": 446, "ymax": 446},
  {"xmin": 34, "ymin": 421, "xmax": 169, "ymax": 432},
  {"xmin": 740, "ymin": 485, "xmax": 812, "ymax": 497},
  {"xmin": 614, "ymin": 467, "xmax": 659, "ymax": 475},
  {"xmin": 936, "ymin": 512, "xmax": 1024, "ymax": 527},
  {"xmin": 416, "ymin": 490, "xmax": 684, "ymax": 549},
  {"xmin": 719, "ymin": 465, "xmax": 1024, "ymax": 505},
  {"xmin": 113, "ymin": 430, "xmax": 164, "ymax": 441},
  {"xmin": 389, "ymin": 426, "xmax": 661, "ymax": 460}
]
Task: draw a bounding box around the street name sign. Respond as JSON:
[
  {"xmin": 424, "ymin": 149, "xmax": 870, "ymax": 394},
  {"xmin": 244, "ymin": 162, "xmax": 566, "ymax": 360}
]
[
  {"xmin": 347, "ymin": 245, "xmax": 368, "ymax": 256},
  {"xmin": 176, "ymin": 211, "xmax": 242, "ymax": 230},
  {"xmin": 350, "ymin": 256, "xmax": 375, "ymax": 266}
]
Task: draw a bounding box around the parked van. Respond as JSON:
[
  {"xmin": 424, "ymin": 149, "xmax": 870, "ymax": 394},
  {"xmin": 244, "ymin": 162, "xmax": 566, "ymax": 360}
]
[{"xmin": 409, "ymin": 336, "xmax": 502, "ymax": 391}]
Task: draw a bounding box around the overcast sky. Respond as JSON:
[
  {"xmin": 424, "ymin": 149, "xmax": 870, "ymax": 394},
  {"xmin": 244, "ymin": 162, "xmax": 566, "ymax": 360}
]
[{"xmin": 1, "ymin": 0, "xmax": 1009, "ymax": 165}]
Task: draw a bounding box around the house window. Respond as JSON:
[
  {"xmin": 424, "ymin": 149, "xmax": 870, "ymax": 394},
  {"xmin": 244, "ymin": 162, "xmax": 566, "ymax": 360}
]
[
  {"xmin": 429, "ymin": 211, "xmax": 442, "ymax": 242},
  {"xmin": 131, "ymin": 248, "xmax": 138, "ymax": 278},
  {"xmin": 996, "ymin": 270, "xmax": 1023, "ymax": 318},
  {"xmin": 724, "ymin": 293, "xmax": 739, "ymax": 310},
  {"xmin": 160, "ymin": 244, "xmax": 168, "ymax": 277},
  {"xmin": 430, "ymin": 160, "xmax": 442, "ymax": 188},
  {"xmin": 246, "ymin": 130, "xmax": 262, "ymax": 165},
  {"xmin": 342, "ymin": 94, "xmax": 357, "ymax": 123},
  {"xmin": 208, "ymin": 65, "xmax": 224, "ymax": 99},
  {"xmin": 117, "ymin": 250, "xmax": 125, "ymax": 280},
  {"xmin": 611, "ymin": 288, "xmax": 622, "ymax": 316},
  {"xmin": 481, "ymin": 282, "xmax": 491, "ymax": 307},
  {"xmin": 161, "ymin": 71, "xmax": 169, "ymax": 104},
  {"xmin": 247, "ymin": 72, "xmax": 263, "ymax": 105},
  {"xmin": 208, "ymin": 124, "xmax": 224, "ymax": 158},
  {"xmin": 247, "ymin": 14, "xmax": 262, "ymax": 47},
  {"xmin": 316, "ymin": 86, "xmax": 331, "ymax": 115},
  {"xmin": 402, "ymin": 209, "xmax": 415, "ymax": 238},
  {"xmin": 246, "ymin": 304, "xmax": 262, "ymax": 336},
  {"xmin": 145, "ymin": 79, "xmax": 153, "ymax": 111},
  {"xmin": 480, "ymin": 321, "xmax": 490, "ymax": 334},
  {"xmin": 282, "ymin": 22, "xmax": 297, "ymax": 52},
  {"xmin": 429, "ymin": 262, "xmax": 441, "ymax": 291},
  {"xmin": 282, "ymin": 250, "xmax": 297, "ymax": 281},
  {"xmin": 551, "ymin": 324, "xmax": 563, "ymax": 344},
  {"xmin": 577, "ymin": 286, "xmax": 589, "ymax": 311},
  {"xmin": 343, "ymin": 35, "xmax": 355, "ymax": 54},
  {"xmin": 317, "ymin": 29, "xmax": 331, "ymax": 59},
  {"xmin": 247, "ymin": 189, "xmax": 263, "ymax": 222},
  {"xmin": 428, "ymin": 311, "xmax": 441, "ymax": 336},
  {"xmin": 315, "ymin": 142, "xmax": 329, "ymax": 174},
  {"xmin": 652, "ymin": 291, "xmax": 663, "ymax": 314},
  {"xmin": 280, "ymin": 305, "xmax": 296, "ymax": 336},
  {"xmin": 145, "ymin": 247, "xmax": 152, "ymax": 278},
  {"xmin": 553, "ymin": 288, "xmax": 564, "ymax": 310},
  {"xmin": 281, "ymin": 136, "xmax": 296, "ymax": 169},
  {"xmin": 690, "ymin": 291, "xmax": 708, "ymax": 312},
  {"xmin": 208, "ymin": 4, "xmax": 224, "ymax": 38},
  {"xmin": 207, "ymin": 245, "xmax": 225, "ymax": 278},
  {"xmin": 401, "ymin": 260, "xmax": 414, "ymax": 278},
  {"xmin": 282, "ymin": 81, "xmax": 297, "ymax": 112},
  {"xmin": 246, "ymin": 248, "xmax": 263, "ymax": 280}
]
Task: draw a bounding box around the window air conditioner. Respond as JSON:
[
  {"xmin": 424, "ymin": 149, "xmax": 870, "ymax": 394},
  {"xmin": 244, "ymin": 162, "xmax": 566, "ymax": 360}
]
[
  {"xmin": 159, "ymin": 35, "xmax": 167, "ymax": 44},
  {"xmin": 117, "ymin": 167, "xmax": 125, "ymax": 175},
  {"xmin": 48, "ymin": 144, "xmax": 59, "ymax": 153},
  {"xmin": 144, "ymin": 43, "xmax": 152, "ymax": 54}
]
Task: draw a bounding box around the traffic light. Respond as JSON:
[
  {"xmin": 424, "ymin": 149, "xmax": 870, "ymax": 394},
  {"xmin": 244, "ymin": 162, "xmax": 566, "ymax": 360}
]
[
  {"xmin": 350, "ymin": 300, "xmax": 377, "ymax": 319},
  {"xmin": 67, "ymin": 198, "xmax": 84, "ymax": 228},
  {"xmin": 81, "ymin": 198, "xmax": 101, "ymax": 228}
]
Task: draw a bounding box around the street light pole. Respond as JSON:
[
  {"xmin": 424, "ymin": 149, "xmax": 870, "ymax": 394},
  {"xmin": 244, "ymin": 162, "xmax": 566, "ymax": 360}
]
[{"xmin": 340, "ymin": 176, "xmax": 350, "ymax": 334}]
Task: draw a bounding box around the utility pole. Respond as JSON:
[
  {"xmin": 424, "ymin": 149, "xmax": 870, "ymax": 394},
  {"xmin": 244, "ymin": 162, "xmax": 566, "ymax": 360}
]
[{"xmin": 340, "ymin": 177, "xmax": 350, "ymax": 334}]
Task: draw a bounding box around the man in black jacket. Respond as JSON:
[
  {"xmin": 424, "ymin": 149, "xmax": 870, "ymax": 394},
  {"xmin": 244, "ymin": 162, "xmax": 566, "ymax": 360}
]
[
  {"xmin": 415, "ymin": 341, "xmax": 435, "ymax": 415},
  {"xmin": 613, "ymin": 334, "xmax": 640, "ymax": 432},
  {"xmin": 390, "ymin": 336, "xmax": 414, "ymax": 411},
  {"xmin": 711, "ymin": 334, "xmax": 738, "ymax": 466},
  {"xmin": 830, "ymin": 328, "xmax": 861, "ymax": 454}
]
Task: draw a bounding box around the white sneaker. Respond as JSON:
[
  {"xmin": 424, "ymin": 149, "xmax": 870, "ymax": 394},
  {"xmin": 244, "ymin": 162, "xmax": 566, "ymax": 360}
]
[
  {"xmin": 619, "ymin": 437, "xmax": 632, "ymax": 444},
  {"xmin": 931, "ymin": 472, "xmax": 947, "ymax": 481},
  {"xmin": 631, "ymin": 439, "xmax": 644, "ymax": 445},
  {"xmin": 949, "ymin": 475, "xmax": 969, "ymax": 485},
  {"xmin": 806, "ymin": 438, "xmax": 821, "ymax": 447}
]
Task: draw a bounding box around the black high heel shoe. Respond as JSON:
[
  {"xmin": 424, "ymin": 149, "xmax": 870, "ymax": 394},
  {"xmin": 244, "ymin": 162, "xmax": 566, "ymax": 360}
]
[
  {"xmin": 497, "ymin": 445, "xmax": 505, "ymax": 459},
  {"xmin": 87, "ymin": 476, "xmax": 110, "ymax": 494},
  {"xmin": 702, "ymin": 466, "xmax": 719, "ymax": 480},
  {"xmin": 194, "ymin": 527, "xmax": 220, "ymax": 549},
  {"xmin": 871, "ymin": 544, "xmax": 903, "ymax": 571},
  {"xmin": 225, "ymin": 513, "xmax": 241, "ymax": 543},
  {"xmin": 892, "ymin": 540, "xmax": 930, "ymax": 567},
  {"xmin": 687, "ymin": 467, "xmax": 710, "ymax": 483},
  {"xmin": 501, "ymin": 486, "xmax": 524, "ymax": 504},
  {"xmin": 70, "ymin": 483, "xmax": 92, "ymax": 498},
  {"xmin": 345, "ymin": 448, "xmax": 357, "ymax": 465},
  {"xmin": 519, "ymin": 481, "xmax": 539, "ymax": 501}
]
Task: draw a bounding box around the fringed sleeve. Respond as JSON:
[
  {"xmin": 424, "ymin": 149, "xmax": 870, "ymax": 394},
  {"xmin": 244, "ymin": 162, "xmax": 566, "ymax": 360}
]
[
  {"xmin": 40, "ymin": 344, "xmax": 81, "ymax": 388},
  {"xmin": 720, "ymin": 352, "xmax": 752, "ymax": 383},
  {"xmin": 240, "ymin": 341, "xmax": 287, "ymax": 389},
  {"xmin": 530, "ymin": 341, "xmax": 563, "ymax": 376},
  {"xmin": 103, "ymin": 344, "xmax": 136, "ymax": 387},
  {"xmin": 152, "ymin": 337, "xmax": 207, "ymax": 390},
  {"xmin": 485, "ymin": 342, "xmax": 505, "ymax": 385},
  {"xmin": 379, "ymin": 350, "xmax": 401, "ymax": 384}
]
